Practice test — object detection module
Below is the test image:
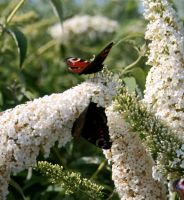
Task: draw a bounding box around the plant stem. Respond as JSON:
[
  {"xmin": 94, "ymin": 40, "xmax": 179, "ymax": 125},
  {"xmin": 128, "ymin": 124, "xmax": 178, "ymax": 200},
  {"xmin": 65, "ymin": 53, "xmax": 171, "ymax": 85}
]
[
  {"xmin": 6, "ymin": 0, "xmax": 26, "ymax": 25},
  {"xmin": 90, "ymin": 160, "xmax": 107, "ymax": 180},
  {"xmin": 120, "ymin": 43, "xmax": 147, "ymax": 75},
  {"xmin": 120, "ymin": 53, "xmax": 142, "ymax": 75}
]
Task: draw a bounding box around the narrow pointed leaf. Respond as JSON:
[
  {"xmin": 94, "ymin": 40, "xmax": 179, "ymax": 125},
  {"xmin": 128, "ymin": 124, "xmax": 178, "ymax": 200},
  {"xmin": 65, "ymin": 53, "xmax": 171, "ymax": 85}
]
[
  {"xmin": 50, "ymin": 0, "xmax": 63, "ymax": 24},
  {"xmin": 131, "ymin": 67, "xmax": 146, "ymax": 90},
  {"xmin": 0, "ymin": 92, "xmax": 3, "ymax": 106},
  {"xmin": 9, "ymin": 179, "xmax": 27, "ymax": 200},
  {"xmin": 7, "ymin": 27, "xmax": 27, "ymax": 68}
]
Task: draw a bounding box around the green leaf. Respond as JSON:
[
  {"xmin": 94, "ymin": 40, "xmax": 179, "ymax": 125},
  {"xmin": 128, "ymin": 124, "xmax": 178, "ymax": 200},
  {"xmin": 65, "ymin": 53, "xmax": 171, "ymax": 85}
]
[
  {"xmin": 0, "ymin": 92, "xmax": 3, "ymax": 107},
  {"xmin": 50, "ymin": 0, "xmax": 63, "ymax": 24},
  {"xmin": 131, "ymin": 67, "xmax": 146, "ymax": 90},
  {"xmin": 123, "ymin": 76, "xmax": 137, "ymax": 93},
  {"xmin": 7, "ymin": 27, "xmax": 27, "ymax": 68},
  {"xmin": 23, "ymin": 91, "xmax": 36, "ymax": 100},
  {"xmin": 9, "ymin": 179, "xmax": 27, "ymax": 200}
]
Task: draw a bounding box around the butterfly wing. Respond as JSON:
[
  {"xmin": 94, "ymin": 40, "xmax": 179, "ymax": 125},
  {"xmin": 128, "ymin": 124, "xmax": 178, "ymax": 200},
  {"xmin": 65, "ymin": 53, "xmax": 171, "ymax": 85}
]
[
  {"xmin": 66, "ymin": 57, "xmax": 91, "ymax": 74},
  {"xmin": 173, "ymin": 179, "xmax": 184, "ymax": 199},
  {"xmin": 72, "ymin": 102, "xmax": 112, "ymax": 149},
  {"xmin": 82, "ymin": 102, "xmax": 111, "ymax": 149},
  {"xmin": 72, "ymin": 106, "xmax": 89, "ymax": 139},
  {"xmin": 80, "ymin": 42, "xmax": 114, "ymax": 74},
  {"xmin": 66, "ymin": 42, "xmax": 114, "ymax": 75}
]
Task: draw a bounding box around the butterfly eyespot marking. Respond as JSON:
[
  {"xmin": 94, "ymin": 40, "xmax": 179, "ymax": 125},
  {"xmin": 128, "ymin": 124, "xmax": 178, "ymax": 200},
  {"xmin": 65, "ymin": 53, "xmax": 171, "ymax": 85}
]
[{"xmin": 72, "ymin": 58, "xmax": 80, "ymax": 61}]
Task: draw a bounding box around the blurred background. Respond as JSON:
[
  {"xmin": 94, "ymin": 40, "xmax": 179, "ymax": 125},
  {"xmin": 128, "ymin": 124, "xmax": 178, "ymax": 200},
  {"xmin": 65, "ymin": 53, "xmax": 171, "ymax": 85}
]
[{"xmin": 0, "ymin": 0, "xmax": 183, "ymax": 199}]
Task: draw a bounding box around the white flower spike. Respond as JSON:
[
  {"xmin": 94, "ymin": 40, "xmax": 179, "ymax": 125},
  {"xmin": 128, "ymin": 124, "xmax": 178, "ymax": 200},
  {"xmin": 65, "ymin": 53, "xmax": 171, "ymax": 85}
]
[
  {"xmin": 143, "ymin": 0, "xmax": 184, "ymax": 140},
  {"xmin": 104, "ymin": 105, "xmax": 166, "ymax": 200},
  {"xmin": 0, "ymin": 73, "xmax": 120, "ymax": 199}
]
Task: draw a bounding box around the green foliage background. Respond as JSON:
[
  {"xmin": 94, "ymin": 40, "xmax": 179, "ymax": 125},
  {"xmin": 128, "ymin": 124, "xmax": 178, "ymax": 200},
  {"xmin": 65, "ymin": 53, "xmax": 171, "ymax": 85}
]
[{"xmin": 0, "ymin": 0, "xmax": 183, "ymax": 199}]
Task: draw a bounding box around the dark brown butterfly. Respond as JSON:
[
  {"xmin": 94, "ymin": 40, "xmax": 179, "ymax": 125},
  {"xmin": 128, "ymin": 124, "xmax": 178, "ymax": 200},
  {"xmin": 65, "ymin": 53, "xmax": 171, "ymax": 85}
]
[
  {"xmin": 72, "ymin": 102, "xmax": 112, "ymax": 149},
  {"xmin": 173, "ymin": 178, "xmax": 184, "ymax": 199},
  {"xmin": 66, "ymin": 42, "xmax": 114, "ymax": 75}
]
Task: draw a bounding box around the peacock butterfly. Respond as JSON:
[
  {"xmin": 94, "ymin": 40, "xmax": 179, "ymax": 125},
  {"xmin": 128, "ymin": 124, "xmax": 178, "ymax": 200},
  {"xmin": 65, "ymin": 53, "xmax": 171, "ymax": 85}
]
[
  {"xmin": 66, "ymin": 42, "xmax": 114, "ymax": 75},
  {"xmin": 173, "ymin": 178, "xmax": 184, "ymax": 199},
  {"xmin": 72, "ymin": 102, "xmax": 112, "ymax": 149}
]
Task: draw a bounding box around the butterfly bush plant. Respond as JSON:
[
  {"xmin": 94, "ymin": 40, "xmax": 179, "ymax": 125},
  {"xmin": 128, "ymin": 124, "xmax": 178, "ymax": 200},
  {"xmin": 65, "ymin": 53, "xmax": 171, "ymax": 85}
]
[
  {"xmin": 0, "ymin": 0, "xmax": 184, "ymax": 200},
  {"xmin": 107, "ymin": 0, "xmax": 184, "ymax": 199},
  {"xmin": 105, "ymin": 0, "xmax": 184, "ymax": 199},
  {"xmin": 142, "ymin": 0, "xmax": 184, "ymax": 181},
  {"xmin": 0, "ymin": 72, "xmax": 120, "ymax": 199}
]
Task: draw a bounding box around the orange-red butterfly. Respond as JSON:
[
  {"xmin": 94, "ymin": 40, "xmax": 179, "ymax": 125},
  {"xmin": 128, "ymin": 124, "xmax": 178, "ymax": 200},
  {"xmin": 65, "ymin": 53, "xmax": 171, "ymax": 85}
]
[{"xmin": 66, "ymin": 42, "xmax": 114, "ymax": 75}]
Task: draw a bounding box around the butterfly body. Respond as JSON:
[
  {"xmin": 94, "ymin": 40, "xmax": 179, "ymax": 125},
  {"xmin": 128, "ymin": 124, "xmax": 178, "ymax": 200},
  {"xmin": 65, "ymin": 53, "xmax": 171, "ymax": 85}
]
[{"xmin": 66, "ymin": 42, "xmax": 113, "ymax": 75}]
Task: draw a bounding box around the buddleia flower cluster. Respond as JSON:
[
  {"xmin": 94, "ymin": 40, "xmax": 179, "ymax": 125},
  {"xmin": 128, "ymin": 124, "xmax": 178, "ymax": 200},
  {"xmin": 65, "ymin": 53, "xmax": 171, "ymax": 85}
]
[
  {"xmin": 101, "ymin": 1, "xmax": 184, "ymax": 198},
  {"xmin": 103, "ymin": 82, "xmax": 184, "ymax": 199},
  {"xmin": 103, "ymin": 105, "xmax": 166, "ymax": 200},
  {"xmin": 141, "ymin": 0, "xmax": 184, "ymax": 191},
  {"xmin": 0, "ymin": 72, "xmax": 120, "ymax": 200},
  {"xmin": 142, "ymin": 0, "xmax": 184, "ymax": 140},
  {"xmin": 48, "ymin": 15, "xmax": 118, "ymax": 44},
  {"xmin": 36, "ymin": 161, "xmax": 104, "ymax": 199}
]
